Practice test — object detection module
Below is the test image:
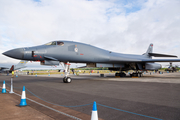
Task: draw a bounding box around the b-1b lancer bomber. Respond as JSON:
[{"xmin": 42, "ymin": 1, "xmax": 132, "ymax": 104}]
[{"xmin": 3, "ymin": 41, "xmax": 180, "ymax": 83}]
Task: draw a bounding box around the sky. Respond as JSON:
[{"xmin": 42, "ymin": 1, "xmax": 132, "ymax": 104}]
[{"xmin": 0, "ymin": 0, "xmax": 180, "ymax": 69}]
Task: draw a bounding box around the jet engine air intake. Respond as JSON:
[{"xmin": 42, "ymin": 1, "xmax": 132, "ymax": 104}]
[
  {"xmin": 32, "ymin": 51, "xmax": 35, "ymax": 57},
  {"xmin": 40, "ymin": 60, "xmax": 59, "ymax": 66},
  {"xmin": 86, "ymin": 63, "xmax": 125, "ymax": 68},
  {"xmin": 86, "ymin": 63, "xmax": 96, "ymax": 67}
]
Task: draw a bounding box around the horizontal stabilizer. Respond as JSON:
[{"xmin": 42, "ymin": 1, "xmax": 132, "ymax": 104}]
[
  {"xmin": 0, "ymin": 67, "xmax": 9, "ymax": 69},
  {"xmin": 148, "ymin": 53, "xmax": 177, "ymax": 57},
  {"xmin": 142, "ymin": 59, "xmax": 180, "ymax": 62}
]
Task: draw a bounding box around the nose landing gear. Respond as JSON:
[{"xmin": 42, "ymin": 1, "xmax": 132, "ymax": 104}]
[
  {"xmin": 61, "ymin": 62, "xmax": 72, "ymax": 83},
  {"xmin": 63, "ymin": 77, "xmax": 72, "ymax": 83}
]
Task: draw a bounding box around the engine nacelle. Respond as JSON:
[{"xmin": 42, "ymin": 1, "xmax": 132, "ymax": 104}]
[
  {"xmin": 145, "ymin": 63, "xmax": 162, "ymax": 70},
  {"xmin": 86, "ymin": 63, "xmax": 124, "ymax": 68},
  {"xmin": 40, "ymin": 60, "xmax": 59, "ymax": 66}
]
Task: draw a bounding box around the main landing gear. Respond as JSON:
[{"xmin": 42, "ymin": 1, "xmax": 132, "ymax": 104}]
[
  {"xmin": 130, "ymin": 72, "xmax": 142, "ymax": 77},
  {"xmin": 61, "ymin": 62, "xmax": 72, "ymax": 83},
  {"xmin": 115, "ymin": 72, "xmax": 126, "ymax": 77},
  {"xmin": 115, "ymin": 71, "xmax": 143, "ymax": 77}
]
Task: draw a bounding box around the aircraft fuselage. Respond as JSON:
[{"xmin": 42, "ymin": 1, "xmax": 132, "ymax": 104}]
[{"xmin": 6, "ymin": 41, "xmax": 149, "ymax": 64}]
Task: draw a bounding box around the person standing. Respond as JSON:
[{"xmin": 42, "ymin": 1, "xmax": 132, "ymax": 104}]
[{"xmin": 12, "ymin": 71, "xmax": 14, "ymax": 78}]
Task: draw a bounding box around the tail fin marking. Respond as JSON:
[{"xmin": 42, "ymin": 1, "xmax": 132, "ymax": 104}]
[{"xmin": 143, "ymin": 43, "xmax": 153, "ymax": 58}]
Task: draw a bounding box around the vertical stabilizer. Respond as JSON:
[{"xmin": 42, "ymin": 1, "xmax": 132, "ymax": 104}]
[
  {"xmin": 9, "ymin": 65, "xmax": 14, "ymax": 71},
  {"xmin": 143, "ymin": 43, "xmax": 153, "ymax": 58}
]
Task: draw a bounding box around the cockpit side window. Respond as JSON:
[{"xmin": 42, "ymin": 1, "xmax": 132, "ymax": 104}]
[
  {"xmin": 51, "ymin": 41, "xmax": 56, "ymax": 45},
  {"xmin": 57, "ymin": 42, "xmax": 64, "ymax": 46},
  {"xmin": 45, "ymin": 41, "xmax": 57, "ymax": 45}
]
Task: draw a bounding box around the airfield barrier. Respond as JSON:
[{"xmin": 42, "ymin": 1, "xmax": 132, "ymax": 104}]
[
  {"xmin": 16, "ymin": 70, "xmax": 176, "ymax": 76},
  {"xmin": 4, "ymin": 83, "xmax": 163, "ymax": 120},
  {"xmin": 19, "ymin": 70, "xmax": 117, "ymax": 76}
]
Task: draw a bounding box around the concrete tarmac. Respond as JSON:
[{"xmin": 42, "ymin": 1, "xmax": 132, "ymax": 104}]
[
  {"xmin": 0, "ymin": 93, "xmax": 54, "ymax": 120},
  {"xmin": 1, "ymin": 72, "xmax": 180, "ymax": 120}
]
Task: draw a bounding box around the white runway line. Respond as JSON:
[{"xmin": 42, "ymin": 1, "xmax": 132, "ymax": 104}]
[{"xmin": 1, "ymin": 87, "xmax": 81, "ymax": 120}]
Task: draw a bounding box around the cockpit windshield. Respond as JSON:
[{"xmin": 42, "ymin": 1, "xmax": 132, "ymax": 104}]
[
  {"xmin": 45, "ymin": 41, "xmax": 64, "ymax": 46},
  {"xmin": 45, "ymin": 41, "xmax": 57, "ymax": 45}
]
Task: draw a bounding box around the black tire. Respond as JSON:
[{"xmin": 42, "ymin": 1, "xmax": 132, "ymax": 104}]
[
  {"xmin": 123, "ymin": 73, "xmax": 126, "ymax": 77},
  {"xmin": 135, "ymin": 73, "xmax": 138, "ymax": 77},
  {"xmin": 132, "ymin": 73, "xmax": 138, "ymax": 77},
  {"xmin": 120, "ymin": 73, "xmax": 124, "ymax": 77},
  {"xmin": 63, "ymin": 77, "xmax": 67, "ymax": 83},
  {"xmin": 115, "ymin": 73, "xmax": 119, "ymax": 76}
]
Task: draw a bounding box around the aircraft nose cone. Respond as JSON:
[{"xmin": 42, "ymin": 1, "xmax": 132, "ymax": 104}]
[{"xmin": 3, "ymin": 48, "xmax": 24, "ymax": 60}]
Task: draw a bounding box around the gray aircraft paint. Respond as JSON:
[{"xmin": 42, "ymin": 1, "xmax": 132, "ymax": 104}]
[
  {"xmin": 23, "ymin": 41, "xmax": 150, "ymax": 62},
  {"xmin": 3, "ymin": 41, "xmax": 180, "ymax": 71}
]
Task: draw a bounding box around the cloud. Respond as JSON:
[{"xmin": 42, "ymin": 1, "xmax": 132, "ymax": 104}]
[{"xmin": 0, "ymin": 0, "xmax": 180, "ymax": 67}]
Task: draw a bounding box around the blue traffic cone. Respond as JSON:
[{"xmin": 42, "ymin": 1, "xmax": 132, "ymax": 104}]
[
  {"xmin": 1, "ymin": 81, "xmax": 6, "ymax": 93},
  {"xmin": 19, "ymin": 86, "xmax": 27, "ymax": 106},
  {"xmin": 91, "ymin": 101, "xmax": 98, "ymax": 120}
]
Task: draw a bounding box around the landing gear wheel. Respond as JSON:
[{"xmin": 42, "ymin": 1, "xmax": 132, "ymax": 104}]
[
  {"xmin": 131, "ymin": 72, "xmax": 142, "ymax": 77},
  {"xmin": 115, "ymin": 73, "xmax": 119, "ymax": 76},
  {"xmin": 63, "ymin": 77, "xmax": 67, "ymax": 83},
  {"xmin": 63, "ymin": 77, "xmax": 72, "ymax": 83},
  {"xmin": 66, "ymin": 77, "xmax": 72, "ymax": 83},
  {"xmin": 115, "ymin": 72, "xmax": 126, "ymax": 77},
  {"xmin": 121, "ymin": 73, "xmax": 126, "ymax": 77}
]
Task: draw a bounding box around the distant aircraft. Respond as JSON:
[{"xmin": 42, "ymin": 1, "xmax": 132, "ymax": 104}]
[
  {"xmin": 0, "ymin": 60, "xmax": 28, "ymax": 73},
  {"xmin": 3, "ymin": 41, "xmax": 180, "ymax": 83},
  {"xmin": 164, "ymin": 62, "xmax": 180, "ymax": 72}
]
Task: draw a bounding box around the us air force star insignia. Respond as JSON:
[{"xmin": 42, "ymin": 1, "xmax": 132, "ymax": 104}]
[{"xmin": 74, "ymin": 47, "xmax": 78, "ymax": 52}]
